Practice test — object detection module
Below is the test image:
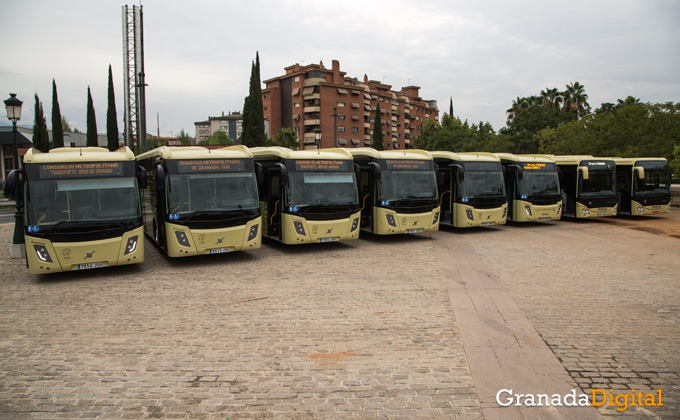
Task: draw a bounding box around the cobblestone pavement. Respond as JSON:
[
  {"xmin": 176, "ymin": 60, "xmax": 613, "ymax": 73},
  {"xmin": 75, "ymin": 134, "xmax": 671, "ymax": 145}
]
[
  {"xmin": 465, "ymin": 212, "xmax": 680, "ymax": 420},
  {"xmin": 0, "ymin": 224, "xmax": 480, "ymax": 420},
  {"xmin": 1, "ymin": 208, "xmax": 678, "ymax": 419}
]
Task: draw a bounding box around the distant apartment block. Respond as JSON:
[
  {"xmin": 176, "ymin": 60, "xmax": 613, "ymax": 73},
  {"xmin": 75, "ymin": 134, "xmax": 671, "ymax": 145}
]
[
  {"xmin": 194, "ymin": 112, "xmax": 243, "ymax": 144},
  {"xmin": 262, "ymin": 60, "xmax": 438, "ymax": 150}
]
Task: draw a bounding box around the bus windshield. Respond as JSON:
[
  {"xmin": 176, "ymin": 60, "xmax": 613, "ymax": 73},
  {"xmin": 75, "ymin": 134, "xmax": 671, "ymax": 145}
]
[
  {"xmin": 518, "ymin": 164, "xmax": 560, "ymax": 197},
  {"xmin": 458, "ymin": 162, "xmax": 505, "ymax": 200},
  {"xmin": 287, "ymin": 172, "xmax": 358, "ymax": 207},
  {"xmin": 381, "ymin": 170, "xmax": 437, "ymax": 202},
  {"xmin": 635, "ymin": 161, "xmax": 670, "ymax": 196},
  {"xmin": 167, "ymin": 173, "xmax": 259, "ymax": 214},
  {"xmin": 26, "ymin": 177, "xmax": 141, "ymax": 226},
  {"xmin": 579, "ymin": 169, "xmax": 616, "ymax": 197}
]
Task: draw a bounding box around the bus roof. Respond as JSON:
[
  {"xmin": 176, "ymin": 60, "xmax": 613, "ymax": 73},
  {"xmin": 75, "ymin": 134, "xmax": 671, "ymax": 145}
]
[
  {"xmin": 609, "ymin": 157, "xmax": 668, "ymax": 166},
  {"xmin": 344, "ymin": 147, "xmax": 433, "ymax": 160},
  {"xmin": 250, "ymin": 146, "xmax": 353, "ymax": 161},
  {"xmin": 550, "ymin": 155, "xmax": 614, "ymax": 165},
  {"xmin": 23, "ymin": 146, "xmax": 135, "ymax": 164},
  {"xmin": 136, "ymin": 145, "xmax": 252, "ymax": 161},
  {"xmin": 430, "ymin": 151, "xmax": 500, "ymax": 163},
  {"xmin": 494, "ymin": 153, "xmax": 556, "ymax": 164}
]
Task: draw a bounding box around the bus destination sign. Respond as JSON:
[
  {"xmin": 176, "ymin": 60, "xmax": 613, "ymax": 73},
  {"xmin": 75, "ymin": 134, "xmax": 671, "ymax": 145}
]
[
  {"xmin": 522, "ymin": 162, "xmax": 556, "ymax": 171},
  {"xmin": 294, "ymin": 160, "xmax": 351, "ymax": 171},
  {"xmin": 384, "ymin": 159, "xmax": 432, "ymax": 170},
  {"xmin": 176, "ymin": 159, "xmax": 246, "ymax": 173},
  {"xmin": 38, "ymin": 161, "xmax": 126, "ymax": 179}
]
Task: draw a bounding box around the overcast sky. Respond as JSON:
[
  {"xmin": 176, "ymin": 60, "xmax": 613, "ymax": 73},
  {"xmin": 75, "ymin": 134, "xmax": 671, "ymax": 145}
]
[{"xmin": 2, "ymin": 0, "xmax": 679, "ymax": 137}]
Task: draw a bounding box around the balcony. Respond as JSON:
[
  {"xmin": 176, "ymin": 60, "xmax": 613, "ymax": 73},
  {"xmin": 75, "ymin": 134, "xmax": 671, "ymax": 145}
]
[{"xmin": 304, "ymin": 119, "xmax": 321, "ymax": 126}]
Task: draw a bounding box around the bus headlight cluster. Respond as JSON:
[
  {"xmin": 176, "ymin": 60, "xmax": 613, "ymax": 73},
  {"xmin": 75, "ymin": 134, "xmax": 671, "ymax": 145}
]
[
  {"xmin": 247, "ymin": 224, "xmax": 259, "ymax": 241},
  {"xmin": 33, "ymin": 245, "xmax": 52, "ymax": 263},
  {"xmin": 637, "ymin": 207, "xmax": 645, "ymax": 213},
  {"xmin": 293, "ymin": 221, "xmax": 306, "ymax": 236},
  {"xmin": 386, "ymin": 214, "xmax": 396, "ymax": 227},
  {"xmin": 582, "ymin": 208, "xmax": 590, "ymax": 215},
  {"xmin": 557, "ymin": 204, "xmax": 562, "ymax": 215},
  {"xmin": 124, "ymin": 236, "xmax": 138, "ymax": 255},
  {"xmin": 350, "ymin": 218, "xmax": 359, "ymax": 232},
  {"xmin": 502, "ymin": 207, "xmax": 507, "ymax": 219},
  {"xmin": 465, "ymin": 209, "xmax": 474, "ymax": 221},
  {"xmin": 524, "ymin": 205, "xmax": 532, "ymax": 216},
  {"xmin": 175, "ymin": 230, "xmax": 191, "ymax": 247},
  {"xmin": 432, "ymin": 212, "xmax": 439, "ymax": 225}
]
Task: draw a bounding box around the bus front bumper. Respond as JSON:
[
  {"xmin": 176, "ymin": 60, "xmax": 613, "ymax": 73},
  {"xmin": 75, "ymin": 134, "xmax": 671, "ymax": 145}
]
[
  {"xmin": 513, "ymin": 200, "xmax": 562, "ymax": 222},
  {"xmin": 166, "ymin": 217, "xmax": 262, "ymax": 257},
  {"xmin": 453, "ymin": 203, "xmax": 507, "ymax": 228},
  {"xmin": 373, "ymin": 207, "xmax": 441, "ymax": 235},
  {"xmin": 630, "ymin": 200, "xmax": 671, "ymax": 216}
]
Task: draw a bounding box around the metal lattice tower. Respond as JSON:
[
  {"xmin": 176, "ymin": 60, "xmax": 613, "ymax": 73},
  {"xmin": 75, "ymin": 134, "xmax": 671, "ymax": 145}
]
[{"xmin": 122, "ymin": 5, "xmax": 147, "ymax": 151}]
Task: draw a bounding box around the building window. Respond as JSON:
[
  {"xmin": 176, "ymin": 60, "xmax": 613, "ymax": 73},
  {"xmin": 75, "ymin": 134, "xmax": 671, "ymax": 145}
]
[
  {"xmin": 295, "ymin": 102, "xmax": 300, "ymax": 108},
  {"xmin": 294, "ymin": 76, "xmax": 300, "ymax": 82},
  {"xmin": 337, "ymin": 102, "xmax": 345, "ymax": 108},
  {"xmin": 351, "ymin": 127, "xmax": 358, "ymax": 133},
  {"xmin": 338, "ymin": 127, "xmax": 345, "ymax": 133},
  {"xmin": 338, "ymin": 114, "xmax": 345, "ymax": 120}
]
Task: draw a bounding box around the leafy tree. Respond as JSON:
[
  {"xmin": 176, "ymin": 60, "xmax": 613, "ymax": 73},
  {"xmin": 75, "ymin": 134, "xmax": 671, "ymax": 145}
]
[
  {"xmin": 199, "ymin": 130, "xmax": 233, "ymax": 145},
  {"xmin": 273, "ymin": 127, "xmax": 300, "ymax": 150},
  {"xmin": 62, "ymin": 116, "xmax": 73, "ymax": 132},
  {"xmin": 671, "ymin": 145, "xmax": 680, "ymax": 178},
  {"xmin": 86, "ymin": 86, "xmax": 98, "ymax": 147},
  {"xmin": 373, "ymin": 102, "xmax": 384, "ymax": 150},
  {"xmin": 176, "ymin": 129, "xmax": 193, "ymax": 145},
  {"xmin": 32, "ymin": 94, "xmax": 49, "ymax": 153},
  {"xmin": 146, "ymin": 136, "xmax": 169, "ymax": 150},
  {"xmin": 241, "ymin": 52, "xmax": 266, "ymax": 147},
  {"xmin": 504, "ymin": 105, "xmax": 576, "ymax": 153},
  {"xmin": 51, "ymin": 79, "xmax": 64, "ymax": 149},
  {"xmin": 106, "ymin": 65, "xmax": 119, "ymax": 151}
]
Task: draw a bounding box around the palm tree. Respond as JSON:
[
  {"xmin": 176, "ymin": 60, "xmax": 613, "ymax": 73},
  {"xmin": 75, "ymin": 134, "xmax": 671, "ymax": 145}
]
[
  {"xmin": 616, "ymin": 96, "xmax": 641, "ymax": 107},
  {"xmin": 540, "ymin": 87, "xmax": 563, "ymax": 109},
  {"xmin": 562, "ymin": 82, "xmax": 590, "ymax": 118},
  {"xmin": 506, "ymin": 97, "xmax": 528, "ymax": 124}
]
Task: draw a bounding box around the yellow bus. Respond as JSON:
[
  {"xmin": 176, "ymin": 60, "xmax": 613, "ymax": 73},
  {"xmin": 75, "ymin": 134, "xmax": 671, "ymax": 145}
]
[
  {"xmin": 495, "ymin": 153, "xmax": 563, "ymax": 222},
  {"xmin": 4, "ymin": 147, "xmax": 145, "ymax": 274},
  {"xmin": 612, "ymin": 157, "xmax": 671, "ymax": 216},
  {"xmin": 251, "ymin": 147, "xmax": 360, "ymax": 244},
  {"xmin": 136, "ymin": 146, "xmax": 261, "ymax": 257},
  {"xmin": 551, "ymin": 155, "xmax": 618, "ymax": 218},
  {"xmin": 430, "ymin": 151, "xmax": 507, "ymax": 227},
  {"xmin": 347, "ymin": 148, "xmax": 440, "ymax": 235}
]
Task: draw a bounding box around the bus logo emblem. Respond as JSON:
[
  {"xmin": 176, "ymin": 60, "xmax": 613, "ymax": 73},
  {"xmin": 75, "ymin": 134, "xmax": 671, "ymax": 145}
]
[
  {"xmin": 84, "ymin": 251, "xmax": 96, "ymax": 259},
  {"xmin": 412, "ymin": 221, "xmax": 418, "ymax": 226},
  {"xmin": 326, "ymin": 228, "xmax": 334, "ymax": 234},
  {"xmin": 216, "ymin": 237, "xmax": 224, "ymax": 244}
]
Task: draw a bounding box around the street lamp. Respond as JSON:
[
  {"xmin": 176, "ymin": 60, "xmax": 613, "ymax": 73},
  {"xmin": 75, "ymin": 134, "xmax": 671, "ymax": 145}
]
[
  {"xmin": 314, "ymin": 128, "xmax": 322, "ymax": 152},
  {"xmin": 4, "ymin": 93, "xmax": 25, "ymax": 255}
]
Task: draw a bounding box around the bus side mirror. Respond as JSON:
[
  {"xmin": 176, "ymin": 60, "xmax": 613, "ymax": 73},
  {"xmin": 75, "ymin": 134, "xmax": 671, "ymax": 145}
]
[
  {"xmin": 579, "ymin": 166, "xmax": 589, "ymax": 180},
  {"xmin": 276, "ymin": 163, "xmax": 288, "ymax": 188},
  {"xmin": 255, "ymin": 162, "xmax": 264, "ymax": 183},
  {"xmin": 510, "ymin": 164, "xmax": 523, "ymax": 180},
  {"xmin": 449, "ymin": 163, "xmax": 464, "ymax": 181},
  {"xmin": 137, "ymin": 166, "xmax": 148, "ymax": 189},
  {"xmin": 634, "ymin": 166, "xmax": 645, "ymax": 179},
  {"xmin": 354, "ymin": 163, "xmax": 361, "ymax": 181},
  {"xmin": 369, "ymin": 162, "xmax": 381, "ymax": 181},
  {"xmin": 4, "ymin": 169, "xmax": 18, "ymax": 200}
]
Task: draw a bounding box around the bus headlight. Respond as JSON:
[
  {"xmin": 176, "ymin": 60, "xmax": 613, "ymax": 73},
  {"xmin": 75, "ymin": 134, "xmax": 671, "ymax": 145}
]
[
  {"xmin": 34, "ymin": 245, "xmax": 53, "ymax": 263},
  {"xmin": 557, "ymin": 204, "xmax": 562, "ymax": 215},
  {"xmin": 637, "ymin": 207, "xmax": 645, "ymax": 213},
  {"xmin": 432, "ymin": 212, "xmax": 439, "ymax": 225},
  {"xmin": 124, "ymin": 236, "xmax": 138, "ymax": 255},
  {"xmin": 582, "ymin": 208, "xmax": 590, "ymax": 215},
  {"xmin": 466, "ymin": 209, "xmax": 474, "ymax": 221},
  {"xmin": 525, "ymin": 205, "xmax": 532, "ymax": 216},
  {"xmin": 386, "ymin": 214, "xmax": 397, "ymax": 227},
  {"xmin": 247, "ymin": 224, "xmax": 259, "ymax": 241},
  {"xmin": 175, "ymin": 230, "xmax": 191, "ymax": 247},
  {"xmin": 350, "ymin": 218, "xmax": 359, "ymax": 232},
  {"xmin": 293, "ymin": 221, "xmax": 306, "ymax": 236},
  {"xmin": 502, "ymin": 207, "xmax": 507, "ymax": 219}
]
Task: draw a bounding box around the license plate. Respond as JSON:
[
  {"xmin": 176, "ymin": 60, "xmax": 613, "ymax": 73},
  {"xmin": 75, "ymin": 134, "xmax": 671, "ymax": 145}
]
[
  {"xmin": 209, "ymin": 247, "xmax": 231, "ymax": 254},
  {"xmin": 78, "ymin": 262, "xmax": 103, "ymax": 270},
  {"xmin": 597, "ymin": 213, "xmax": 606, "ymax": 217},
  {"xmin": 538, "ymin": 217, "xmax": 550, "ymax": 221},
  {"xmin": 481, "ymin": 222, "xmax": 493, "ymax": 226},
  {"xmin": 406, "ymin": 229, "xmax": 422, "ymax": 233},
  {"xmin": 319, "ymin": 237, "xmax": 337, "ymax": 243}
]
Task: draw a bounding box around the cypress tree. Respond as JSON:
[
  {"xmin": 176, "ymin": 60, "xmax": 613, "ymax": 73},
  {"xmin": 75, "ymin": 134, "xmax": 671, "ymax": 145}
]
[
  {"xmin": 32, "ymin": 94, "xmax": 49, "ymax": 153},
  {"xmin": 242, "ymin": 52, "xmax": 266, "ymax": 147},
  {"xmin": 449, "ymin": 97, "xmax": 454, "ymax": 118},
  {"xmin": 51, "ymin": 79, "xmax": 64, "ymax": 148},
  {"xmin": 373, "ymin": 102, "xmax": 384, "ymax": 150},
  {"xmin": 106, "ymin": 65, "xmax": 120, "ymax": 151},
  {"xmin": 86, "ymin": 86, "xmax": 98, "ymax": 147}
]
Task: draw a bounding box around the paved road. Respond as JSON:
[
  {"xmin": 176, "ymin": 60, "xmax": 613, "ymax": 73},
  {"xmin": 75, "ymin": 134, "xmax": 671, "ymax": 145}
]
[{"xmin": 0, "ymin": 210, "xmax": 678, "ymax": 419}]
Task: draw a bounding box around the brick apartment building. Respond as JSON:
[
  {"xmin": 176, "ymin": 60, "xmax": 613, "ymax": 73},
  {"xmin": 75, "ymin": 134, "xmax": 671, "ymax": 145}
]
[
  {"xmin": 262, "ymin": 60, "xmax": 438, "ymax": 150},
  {"xmin": 194, "ymin": 112, "xmax": 243, "ymax": 144}
]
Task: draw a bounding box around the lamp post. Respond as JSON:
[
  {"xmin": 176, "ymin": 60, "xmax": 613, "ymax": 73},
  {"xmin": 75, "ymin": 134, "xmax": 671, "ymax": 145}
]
[
  {"xmin": 4, "ymin": 93, "xmax": 25, "ymax": 255},
  {"xmin": 314, "ymin": 128, "xmax": 322, "ymax": 152}
]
